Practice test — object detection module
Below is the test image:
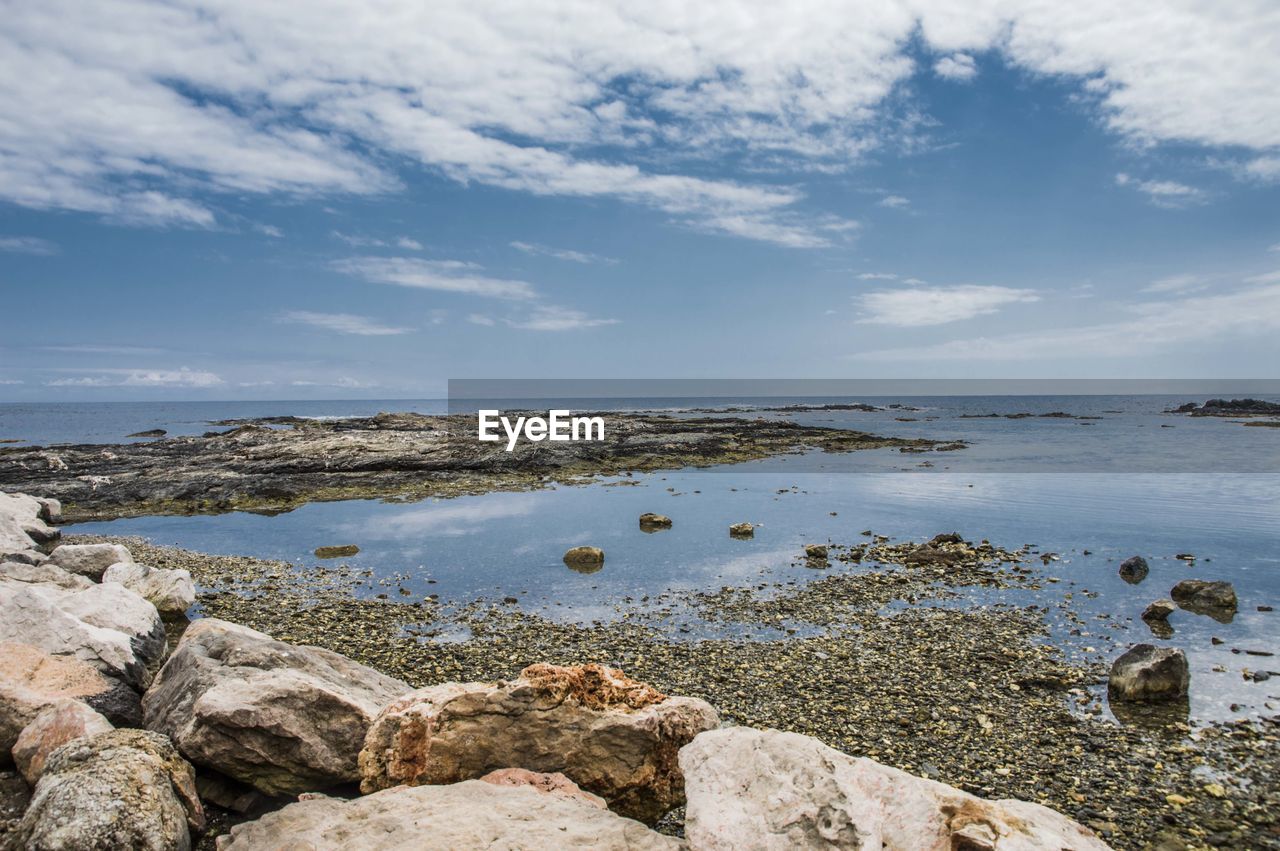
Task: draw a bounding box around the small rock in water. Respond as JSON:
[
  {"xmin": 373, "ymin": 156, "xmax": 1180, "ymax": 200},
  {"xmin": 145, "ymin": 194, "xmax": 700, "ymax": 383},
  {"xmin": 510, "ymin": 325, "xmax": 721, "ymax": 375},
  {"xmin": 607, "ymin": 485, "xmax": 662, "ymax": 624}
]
[
  {"xmin": 1171, "ymin": 579, "xmax": 1237, "ymax": 621},
  {"xmin": 563, "ymin": 546, "xmax": 605, "ymax": 573},
  {"xmin": 1142, "ymin": 599, "xmax": 1176, "ymax": 622},
  {"xmin": 127, "ymin": 429, "xmax": 167, "ymax": 438},
  {"xmin": 1108, "ymin": 644, "xmax": 1189, "ymax": 702},
  {"xmin": 314, "ymin": 544, "xmax": 360, "ymax": 559},
  {"xmin": 638, "ymin": 513, "xmax": 672, "ymax": 532},
  {"xmin": 803, "ymin": 544, "xmax": 828, "ymax": 560},
  {"xmin": 1175, "ymin": 552, "xmax": 1195, "ymax": 561},
  {"xmin": 1118, "ymin": 555, "xmax": 1149, "ymax": 584},
  {"xmin": 729, "ymin": 523, "xmax": 754, "ymax": 539}
]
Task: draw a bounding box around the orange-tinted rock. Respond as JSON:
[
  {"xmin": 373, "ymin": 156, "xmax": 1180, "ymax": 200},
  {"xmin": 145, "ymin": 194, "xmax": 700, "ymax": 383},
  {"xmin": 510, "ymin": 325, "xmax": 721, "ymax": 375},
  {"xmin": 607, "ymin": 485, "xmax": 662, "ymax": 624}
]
[
  {"xmin": 480, "ymin": 768, "xmax": 606, "ymax": 809},
  {"xmin": 13, "ymin": 698, "xmax": 113, "ymax": 784}
]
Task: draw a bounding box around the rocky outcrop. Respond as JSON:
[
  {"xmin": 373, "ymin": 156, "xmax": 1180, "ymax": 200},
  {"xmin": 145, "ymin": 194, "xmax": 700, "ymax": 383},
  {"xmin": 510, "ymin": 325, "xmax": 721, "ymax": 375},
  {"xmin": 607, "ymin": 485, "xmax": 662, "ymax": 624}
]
[
  {"xmin": 12, "ymin": 699, "xmax": 113, "ymax": 785},
  {"xmin": 216, "ymin": 779, "xmax": 680, "ymax": 850},
  {"xmin": 680, "ymin": 727, "xmax": 1108, "ymax": 850},
  {"xmin": 102, "ymin": 562, "xmax": 195, "ymax": 617},
  {"xmin": 47, "ymin": 544, "xmax": 133, "ymax": 582},
  {"xmin": 1108, "ymin": 644, "xmax": 1189, "ymax": 702},
  {"xmin": 359, "ymin": 663, "xmax": 720, "ymax": 823},
  {"xmin": 0, "ymin": 642, "xmax": 143, "ymax": 728},
  {"xmin": 639, "ymin": 513, "xmax": 672, "ymax": 531},
  {"xmin": 1172, "ymin": 398, "xmax": 1280, "ymax": 416},
  {"xmin": 480, "ymin": 768, "xmax": 607, "ymax": 809},
  {"xmin": 143, "ymin": 618, "xmax": 410, "ymax": 796},
  {"xmin": 11, "ymin": 730, "xmax": 204, "ymax": 851},
  {"xmin": 0, "ymin": 583, "xmax": 162, "ymax": 690},
  {"xmin": 1170, "ymin": 580, "xmax": 1238, "ymax": 620},
  {"xmin": 1118, "ymin": 555, "xmax": 1149, "ymax": 584}
]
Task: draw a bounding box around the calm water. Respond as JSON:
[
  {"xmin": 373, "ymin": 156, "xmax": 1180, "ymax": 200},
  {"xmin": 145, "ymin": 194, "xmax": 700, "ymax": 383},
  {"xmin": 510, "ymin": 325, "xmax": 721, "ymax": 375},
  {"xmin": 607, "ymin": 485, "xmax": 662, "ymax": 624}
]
[{"xmin": 3, "ymin": 396, "xmax": 1277, "ymax": 723}]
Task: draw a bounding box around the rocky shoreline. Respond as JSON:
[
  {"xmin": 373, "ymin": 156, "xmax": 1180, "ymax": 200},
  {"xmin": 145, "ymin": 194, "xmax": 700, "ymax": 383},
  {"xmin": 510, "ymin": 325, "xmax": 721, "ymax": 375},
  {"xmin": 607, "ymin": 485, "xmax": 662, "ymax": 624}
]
[{"xmin": 0, "ymin": 412, "xmax": 953, "ymax": 522}]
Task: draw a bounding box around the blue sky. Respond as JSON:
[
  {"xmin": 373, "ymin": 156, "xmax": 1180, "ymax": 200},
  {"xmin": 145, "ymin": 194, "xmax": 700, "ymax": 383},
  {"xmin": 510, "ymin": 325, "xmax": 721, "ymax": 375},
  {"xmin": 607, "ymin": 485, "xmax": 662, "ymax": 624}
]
[{"xmin": 2, "ymin": 1, "xmax": 1279, "ymax": 400}]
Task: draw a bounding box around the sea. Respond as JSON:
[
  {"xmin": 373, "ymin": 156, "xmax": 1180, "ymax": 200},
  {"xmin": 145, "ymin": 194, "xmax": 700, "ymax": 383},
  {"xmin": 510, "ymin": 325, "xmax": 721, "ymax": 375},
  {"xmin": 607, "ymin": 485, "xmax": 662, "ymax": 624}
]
[{"xmin": 2, "ymin": 395, "xmax": 1278, "ymax": 723}]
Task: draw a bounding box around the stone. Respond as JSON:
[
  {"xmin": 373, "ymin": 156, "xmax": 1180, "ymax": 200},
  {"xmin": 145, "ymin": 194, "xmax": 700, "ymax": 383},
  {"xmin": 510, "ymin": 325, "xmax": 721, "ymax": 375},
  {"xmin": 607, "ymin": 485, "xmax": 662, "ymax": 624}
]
[
  {"xmin": 1142, "ymin": 599, "xmax": 1176, "ymax": 622},
  {"xmin": 11, "ymin": 729, "xmax": 204, "ymax": 851},
  {"xmin": 12, "ymin": 699, "xmax": 113, "ymax": 785},
  {"xmin": 680, "ymin": 727, "xmax": 1108, "ymax": 851},
  {"xmin": 0, "ymin": 681, "xmax": 43, "ymax": 767},
  {"xmin": 0, "ymin": 642, "xmax": 143, "ymax": 727},
  {"xmin": 102, "ymin": 562, "xmax": 195, "ymax": 617},
  {"xmin": 1171, "ymin": 579, "xmax": 1238, "ymax": 619},
  {"xmin": 480, "ymin": 768, "xmax": 607, "ymax": 809},
  {"xmin": 359, "ymin": 662, "xmax": 720, "ymax": 824},
  {"xmin": 729, "ymin": 522, "xmax": 754, "ymax": 538},
  {"xmin": 804, "ymin": 544, "xmax": 829, "ymax": 560},
  {"xmin": 314, "ymin": 544, "xmax": 359, "ymax": 559},
  {"xmin": 638, "ymin": 513, "xmax": 672, "ymax": 531},
  {"xmin": 563, "ymin": 546, "xmax": 605, "ymax": 570},
  {"xmin": 216, "ymin": 779, "xmax": 680, "ymax": 850},
  {"xmin": 47, "ymin": 543, "xmax": 134, "ymax": 582},
  {"xmin": 1, "ymin": 561, "xmax": 92, "ymax": 590},
  {"xmin": 1118, "ymin": 555, "xmax": 1149, "ymax": 584},
  {"xmin": 0, "ymin": 492, "xmax": 59, "ymax": 547},
  {"xmin": 143, "ymin": 618, "xmax": 410, "ymax": 796},
  {"xmin": 0, "ymin": 549, "xmax": 48, "ymax": 566},
  {"xmin": 1108, "ymin": 644, "xmax": 1189, "ymax": 701},
  {"xmin": 0, "ymin": 584, "xmax": 160, "ymax": 690},
  {"xmin": 35, "ymin": 498, "xmax": 62, "ymax": 525}
]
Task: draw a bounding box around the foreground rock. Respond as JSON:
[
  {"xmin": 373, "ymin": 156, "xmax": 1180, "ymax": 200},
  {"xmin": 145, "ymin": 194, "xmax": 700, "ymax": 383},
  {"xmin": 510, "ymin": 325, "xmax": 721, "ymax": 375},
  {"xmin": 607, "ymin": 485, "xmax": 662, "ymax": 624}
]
[
  {"xmin": 0, "ymin": 642, "xmax": 143, "ymax": 730},
  {"xmin": 1171, "ymin": 579, "xmax": 1238, "ymax": 620},
  {"xmin": 144, "ymin": 618, "xmax": 410, "ymax": 796},
  {"xmin": 217, "ymin": 779, "xmax": 680, "ymax": 850},
  {"xmin": 102, "ymin": 562, "xmax": 195, "ymax": 617},
  {"xmin": 12, "ymin": 730, "xmax": 204, "ymax": 851},
  {"xmin": 359, "ymin": 662, "xmax": 720, "ymax": 823},
  {"xmin": 47, "ymin": 543, "xmax": 133, "ymax": 582},
  {"xmin": 1108, "ymin": 644, "xmax": 1189, "ymax": 702},
  {"xmin": 680, "ymin": 726, "xmax": 1109, "ymax": 850},
  {"xmin": 12, "ymin": 699, "xmax": 113, "ymax": 785},
  {"xmin": 0, "ymin": 561, "xmax": 90, "ymax": 591},
  {"xmin": 0, "ymin": 582, "xmax": 164, "ymax": 690}
]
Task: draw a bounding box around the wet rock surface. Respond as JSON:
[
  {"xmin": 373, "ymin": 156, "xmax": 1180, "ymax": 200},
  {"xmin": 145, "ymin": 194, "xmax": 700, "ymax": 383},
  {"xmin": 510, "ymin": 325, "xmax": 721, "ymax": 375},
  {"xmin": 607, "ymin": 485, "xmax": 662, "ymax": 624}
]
[
  {"xmin": 1108, "ymin": 644, "xmax": 1190, "ymax": 702},
  {"xmin": 358, "ymin": 662, "xmax": 719, "ymax": 823},
  {"xmin": 143, "ymin": 618, "xmax": 410, "ymax": 796},
  {"xmin": 0, "ymin": 412, "xmax": 948, "ymax": 521},
  {"xmin": 215, "ymin": 779, "xmax": 681, "ymax": 850},
  {"xmin": 1171, "ymin": 579, "xmax": 1238, "ymax": 619}
]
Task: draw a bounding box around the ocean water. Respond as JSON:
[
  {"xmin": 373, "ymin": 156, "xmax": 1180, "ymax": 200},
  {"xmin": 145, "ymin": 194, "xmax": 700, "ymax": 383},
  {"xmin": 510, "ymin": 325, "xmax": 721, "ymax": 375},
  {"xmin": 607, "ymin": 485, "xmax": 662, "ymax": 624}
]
[{"xmin": 4, "ymin": 396, "xmax": 1278, "ymax": 722}]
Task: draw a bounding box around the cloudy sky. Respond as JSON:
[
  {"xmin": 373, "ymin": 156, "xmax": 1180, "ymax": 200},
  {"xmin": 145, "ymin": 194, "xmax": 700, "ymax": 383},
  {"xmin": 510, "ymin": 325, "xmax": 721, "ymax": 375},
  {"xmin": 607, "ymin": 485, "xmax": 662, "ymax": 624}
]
[{"xmin": 1, "ymin": 0, "xmax": 1278, "ymax": 399}]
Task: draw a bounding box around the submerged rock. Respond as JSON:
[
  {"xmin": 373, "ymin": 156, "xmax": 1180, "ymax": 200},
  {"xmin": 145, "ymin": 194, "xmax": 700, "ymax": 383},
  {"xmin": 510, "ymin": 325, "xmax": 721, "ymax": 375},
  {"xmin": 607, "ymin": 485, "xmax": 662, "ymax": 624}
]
[
  {"xmin": 1108, "ymin": 644, "xmax": 1189, "ymax": 702},
  {"xmin": 47, "ymin": 544, "xmax": 134, "ymax": 582},
  {"xmin": 12, "ymin": 699, "xmax": 113, "ymax": 785},
  {"xmin": 143, "ymin": 618, "xmax": 410, "ymax": 796},
  {"xmin": 101, "ymin": 562, "xmax": 195, "ymax": 617},
  {"xmin": 359, "ymin": 662, "xmax": 720, "ymax": 823},
  {"xmin": 638, "ymin": 513, "xmax": 672, "ymax": 531},
  {"xmin": 217, "ymin": 779, "xmax": 680, "ymax": 850},
  {"xmin": 680, "ymin": 726, "xmax": 1109, "ymax": 850},
  {"xmin": 1118, "ymin": 555, "xmax": 1149, "ymax": 584},
  {"xmin": 563, "ymin": 546, "xmax": 605, "ymax": 573},
  {"xmin": 12, "ymin": 729, "xmax": 204, "ymax": 851},
  {"xmin": 313, "ymin": 544, "xmax": 359, "ymax": 559}
]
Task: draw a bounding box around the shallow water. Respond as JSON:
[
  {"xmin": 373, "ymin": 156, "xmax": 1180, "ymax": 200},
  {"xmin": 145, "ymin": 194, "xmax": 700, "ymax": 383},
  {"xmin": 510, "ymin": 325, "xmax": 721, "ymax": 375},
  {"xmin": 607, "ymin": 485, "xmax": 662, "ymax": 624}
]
[{"xmin": 8, "ymin": 395, "xmax": 1276, "ymax": 723}]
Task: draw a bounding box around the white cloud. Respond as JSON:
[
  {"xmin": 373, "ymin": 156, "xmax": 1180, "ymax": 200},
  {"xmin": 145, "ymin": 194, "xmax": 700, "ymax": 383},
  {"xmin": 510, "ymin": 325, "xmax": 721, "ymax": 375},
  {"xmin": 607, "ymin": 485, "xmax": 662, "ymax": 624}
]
[
  {"xmin": 0, "ymin": 379, "xmax": 24, "ymax": 385},
  {"xmin": 4, "ymin": 2, "xmax": 1275, "ymax": 239},
  {"xmin": 396, "ymin": 237, "xmax": 423, "ymax": 250},
  {"xmin": 281, "ymin": 311, "xmax": 412, "ymax": 336},
  {"xmin": 254, "ymin": 223, "xmax": 284, "ymax": 238},
  {"xmin": 1142, "ymin": 274, "xmax": 1208, "ymax": 294},
  {"xmin": 1243, "ymin": 157, "xmax": 1280, "ymax": 182},
  {"xmin": 510, "ymin": 241, "xmax": 618, "ymax": 265},
  {"xmin": 46, "ymin": 367, "xmax": 223, "ymax": 387},
  {"xmin": 504, "ymin": 306, "xmax": 620, "ymax": 331},
  {"xmin": 1115, "ymin": 173, "xmax": 1206, "ymax": 208},
  {"xmin": 857, "ymin": 272, "xmax": 899, "ymax": 280},
  {"xmin": 332, "ymin": 256, "xmax": 537, "ymax": 300},
  {"xmin": 467, "ymin": 313, "xmax": 496, "ymax": 326},
  {"xmin": 1244, "ymin": 269, "xmax": 1280, "ymax": 285},
  {"xmin": 857, "ymin": 284, "xmax": 1040, "ymax": 326},
  {"xmin": 860, "ymin": 281, "xmax": 1280, "ymax": 362},
  {"xmin": 878, "ymin": 195, "xmax": 910, "ymax": 208},
  {"xmin": 0, "ymin": 236, "xmax": 58, "ymax": 255},
  {"xmin": 934, "ymin": 53, "xmax": 977, "ymax": 81}
]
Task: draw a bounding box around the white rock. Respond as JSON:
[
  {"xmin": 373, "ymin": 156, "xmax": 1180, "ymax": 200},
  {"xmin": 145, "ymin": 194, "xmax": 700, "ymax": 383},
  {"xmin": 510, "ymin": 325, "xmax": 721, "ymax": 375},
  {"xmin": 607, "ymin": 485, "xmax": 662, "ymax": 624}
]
[
  {"xmin": 0, "ymin": 491, "xmax": 58, "ymax": 547},
  {"xmin": 680, "ymin": 727, "xmax": 1110, "ymax": 851},
  {"xmin": 103, "ymin": 562, "xmax": 195, "ymax": 616},
  {"xmin": 1, "ymin": 561, "xmax": 93, "ymax": 591},
  {"xmin": 48, "ymin": 543, "xmax": 134, "ymax": 581}
]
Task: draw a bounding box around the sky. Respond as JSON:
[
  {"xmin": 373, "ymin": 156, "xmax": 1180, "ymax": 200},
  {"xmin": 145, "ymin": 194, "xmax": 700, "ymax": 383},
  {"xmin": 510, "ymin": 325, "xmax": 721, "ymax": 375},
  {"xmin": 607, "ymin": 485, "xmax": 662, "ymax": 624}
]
[{"xmin": 1, "ymin": 0, "xmax": 1279, "ymax": 400}]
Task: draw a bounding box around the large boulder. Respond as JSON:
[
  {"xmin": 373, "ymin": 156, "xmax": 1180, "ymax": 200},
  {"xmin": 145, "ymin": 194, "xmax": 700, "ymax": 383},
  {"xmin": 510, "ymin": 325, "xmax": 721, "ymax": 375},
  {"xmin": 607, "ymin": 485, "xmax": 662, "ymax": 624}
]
[
  {"xmin": 0, "ymin": 642, "xmax": 143, "ymax": 728},
  {"xmin": 1108, "ymin": 644, "xmax": 1189, "ymax": 702},
  {"xmin": 102, "ymin": 562, "xmax": 195, "ymax": 617},
  {"xmin": 1171, "ymin": 580, "xmax": 1238, "ymax": 620},
  {"xmin": 359, "ymin": 662, "xmax": 720, "ymax": 824},
  {"xmin": 0, "ymin": 584, "xmax": 160, "ymax": 690},
  {"xmin": 143, "ymin": 618, "xmax": 410, "ymax": 796},
  {"xmin": 0, "ymin": 561, "xmax": 91, "ymax": 591},
  {"xmin": 480, "ymin": 768, "xmax": 607, "ymax": 809},
  {"xmin": 680, "ymin": 727, "xmax": 1109, "ymax": 850},
  {"xmin": 11, "ymin": 729, "xmax": 204, "ymax": 851},
  {"xmin": 0, "ymin": 492, "xmax": 59, "ymax": 548},
  {"xmin": 216, "ymin": 779, "xmax": 680, "ymax": 850},
  {"xmin": 47, "ymin": 543, "xmax": 134, "ymax": 582},
  {"xmin": 12, "ymin": 699, "xmax": 113, "ymax": 785}
]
